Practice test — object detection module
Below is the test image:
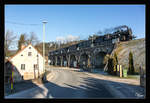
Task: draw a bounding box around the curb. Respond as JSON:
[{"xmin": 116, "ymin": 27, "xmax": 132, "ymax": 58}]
[{"xmin": 46, "ymin": 71, "xmax": 55, "ymax": 81}]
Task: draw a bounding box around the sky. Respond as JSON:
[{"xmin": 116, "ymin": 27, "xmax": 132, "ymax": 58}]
[{"xmin": 5, "ymin": 5, "xmax": 145, "ymax": 50}]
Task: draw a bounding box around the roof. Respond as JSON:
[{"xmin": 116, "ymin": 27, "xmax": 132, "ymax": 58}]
[{"xmin": 8, "ymin": 43, "xmax": 46, "ymax": 61}]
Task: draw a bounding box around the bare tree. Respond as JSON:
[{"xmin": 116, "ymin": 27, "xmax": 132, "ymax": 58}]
[
  {"xmin": 5, "ymin": 30, "xmax": 17, "ymax": 57},
  {"xmin": 27, "ymin": 32, "xmax": 39, "ymax": 46}
]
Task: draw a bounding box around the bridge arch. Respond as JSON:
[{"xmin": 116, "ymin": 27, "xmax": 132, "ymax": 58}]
[
  {"xmin": 62, "ymin": 55, "xmax": 67, "ymax": 66},
  {"xmin": 50, "ymin": 56, "xmax": 55, "ymax": 65},
  {"xmin": 79, "ymin": 53, "xmax": 89, "ymax": 69},
  {"xmin": 94, "ymin": 51, "xmax": 107, "ymax": 69},
  {"xmin": 57, "ymin": 56, "xmax": 61, "ymax": 66},
  {"xmin": 70, "ymin": 54, "xmax": 77, "ymax": 67}
]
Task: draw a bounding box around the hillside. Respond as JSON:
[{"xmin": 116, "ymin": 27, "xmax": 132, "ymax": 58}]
[{"xmin": 114, "ymin": 38, "xmax": 145, "ymax": 73}]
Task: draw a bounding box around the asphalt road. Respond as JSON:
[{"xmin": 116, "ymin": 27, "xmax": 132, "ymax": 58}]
[{"xmin": 5, "ymin": 68, "xmax": 114, "ymax": 99}]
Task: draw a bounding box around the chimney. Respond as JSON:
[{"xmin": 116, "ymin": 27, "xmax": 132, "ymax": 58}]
[{"xmin": 21, "ymin": 44, "xmax": 26, "ymax": 50}]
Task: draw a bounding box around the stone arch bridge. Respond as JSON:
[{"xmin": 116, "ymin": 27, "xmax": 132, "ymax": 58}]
[
  {"xmin": 48, "ymin": 27, "xmax": 132, "ymax": 70},
  {"xmin": 49, "ymin": 39, "xmax": 116, "ymax": 70}
]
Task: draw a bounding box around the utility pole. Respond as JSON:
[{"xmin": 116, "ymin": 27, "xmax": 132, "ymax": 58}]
[{"xmin": 42, "ymin": 20, "xmax": 47, "ymax": 73}]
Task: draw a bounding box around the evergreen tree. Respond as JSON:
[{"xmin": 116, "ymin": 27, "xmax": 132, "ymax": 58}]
[
  {"xmin": 128, "ymin": 51, "xmax": 135, "ymax": 74},
  {"xmin": 113, "ymin": 52, "xmax": 118, "ymax": 75},
  {"xmin": 107, "ymin": 56, "xmax": 114, "ymax": 75},
  {"xmin": 114, "ymin": 52, "xmax": 118, "ymax": 64},
  {"xmin": 18, "ymin": 34, "xmax": 26, "ymax": 51}
]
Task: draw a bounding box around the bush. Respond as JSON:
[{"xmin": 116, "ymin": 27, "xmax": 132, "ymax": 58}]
[
  {"xmin": 105, "ymin": 52, "xmax": 119, "ymax": 75},
  {"xmin": 107, "ymin": 57, "xmax": 116, "ymax": 75},
  {"xmin": 107, "ymin": 57, "xmax": 113, "ymax": 74}
]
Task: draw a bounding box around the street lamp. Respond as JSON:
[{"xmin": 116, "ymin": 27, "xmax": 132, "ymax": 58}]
[{"xmin": 42, "ymin": 20, "xmax": 47, "ymax": 73}]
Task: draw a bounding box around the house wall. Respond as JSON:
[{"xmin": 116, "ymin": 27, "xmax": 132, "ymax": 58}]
[{"xmin": 10, "ymin": 45, "xmax": 45, "ymax": 80}]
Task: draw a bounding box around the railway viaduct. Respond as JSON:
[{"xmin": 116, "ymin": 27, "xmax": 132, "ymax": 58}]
[{"xmin": 48, "ymin": 26, "xmax": 133, "ymax": 70}]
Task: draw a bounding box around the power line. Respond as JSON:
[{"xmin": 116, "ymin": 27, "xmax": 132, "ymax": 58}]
[{"xmin": 5, "ymin": 20, "xmax": 41, "ymax": 26}]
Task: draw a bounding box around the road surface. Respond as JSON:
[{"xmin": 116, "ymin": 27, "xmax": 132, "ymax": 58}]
[{"xmin": 5, "ymin": 68, "xmax": 114, "ymax": 99}]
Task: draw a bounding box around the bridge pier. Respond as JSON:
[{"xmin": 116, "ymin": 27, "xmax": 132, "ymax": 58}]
[
  {"xmin": 60, "ymin": 56, "xmax": 63, "ymax": 67},
  {"xmin": 55, "ymin": 56, "xmax": 57, "ymax": 66},
  {"xmin": 75, "ymin": 55, "xmax": 79, "ymax": 68},
  {"xmin": 67, "ymin": 55, "xmax": 71, "ymax": 67}
]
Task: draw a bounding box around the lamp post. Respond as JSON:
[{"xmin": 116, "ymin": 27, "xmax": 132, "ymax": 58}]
[
  {"xmin": 48, "ymin": 43, "xmax": 52, "ymax": 65},
  {"xmin": 42, "ymin": 20, "xmax": 47, "ymax": 73}
]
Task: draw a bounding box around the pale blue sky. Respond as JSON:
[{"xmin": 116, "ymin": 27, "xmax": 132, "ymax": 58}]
[{"xmin": 5, "ymin": 5, "xmax": 145, "ymax": 50}]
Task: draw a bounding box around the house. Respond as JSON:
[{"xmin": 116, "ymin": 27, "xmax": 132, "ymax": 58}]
[{"xmin": 5, "ymin": 44, "xmax": 46, "ymax": 82}]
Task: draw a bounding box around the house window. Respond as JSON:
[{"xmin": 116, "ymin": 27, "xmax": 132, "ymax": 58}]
[
  {"xmin": 29, "ymin": 47, "xmax": 31, "ymax": 49},
  {"xmin": 34, "ymin": 64, "xmax": 37, "ymax": 69},
  {"xmin": 28, "ymin": 52, "xmax": 32, "ymax": 56},
  {"xmin": 21, "ymin": 64, "xmax": 25, "ymax": 70}
]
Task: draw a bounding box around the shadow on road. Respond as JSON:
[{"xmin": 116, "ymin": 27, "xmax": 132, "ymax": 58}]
[
  {"xmin": 80, "ymin": 77, "xmax": 145, "ymax": 98},
  {"xmin": 5, "ymin": 73, "xmax": 145, "ymax": 99},
  {"xmin": 40, "ymin": 76, "xmax": 145, "ymax": 99},
  {"xmin": 5, "ymin": 79, "xmax": 41, "ymax": 96}
]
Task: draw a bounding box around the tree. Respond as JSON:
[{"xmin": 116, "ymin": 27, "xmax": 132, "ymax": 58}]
[
  {"xmin": 27, "ymin": 32, "xmax": 39, "ymax": 46},
  {"xmin": 5, "ymin": 30, "xmax": 17, "ymax": 57},
  {"xmin": 113, "ymin": 52, "xmax": 118, "ymax": 75},
  {"xmin": 105, "ymin": 53, "xmax": 118, "ymax": 75},
  {"xmin": 103, "ymin": 54, "xmax": 110, "ymax": 64},
  {"xmin": 107, "ymin": 56, "xmax": 114, "ymax": 75},
  {"xmin": 18, "ymin": 34, "xmax": 27, "ymax": 51},
  {"xmin": 128, "ymin": 51, "xmax": 135, "ymax": 74}
]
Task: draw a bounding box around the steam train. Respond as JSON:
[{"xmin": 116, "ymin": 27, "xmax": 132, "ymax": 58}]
[{"xmin": 91, "ymin": 25, "xmax": 134, "ymax": 46}]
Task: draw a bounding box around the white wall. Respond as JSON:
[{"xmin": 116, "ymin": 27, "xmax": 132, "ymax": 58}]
[{"xmin": 10, "ymin": 44, "xmax": 46, "ymax": 80}]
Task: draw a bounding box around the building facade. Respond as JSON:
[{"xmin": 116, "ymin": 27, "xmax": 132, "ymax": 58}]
[{"xmin": 5, "ymin": 44, "xmax": 46, "ymax": 82}]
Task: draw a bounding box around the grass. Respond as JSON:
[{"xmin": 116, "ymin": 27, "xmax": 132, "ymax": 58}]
[
  {"xmin": 102, "ymin": 72, "xmax": 140, "ymax": 80},
  {"xmin": 108, "ymin": 75, "xmax": 139, "ymax": 79}
]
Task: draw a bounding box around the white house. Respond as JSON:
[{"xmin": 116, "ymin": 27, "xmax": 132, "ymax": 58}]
[{"xmin": 7, "ymin": 44, "xmax": 46, "ymax": 81}]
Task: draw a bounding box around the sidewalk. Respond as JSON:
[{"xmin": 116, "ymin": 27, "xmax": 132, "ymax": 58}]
[
  {"xmin": 4, "ymin": 80, "xmax": 39, "ymax": 96},
  {"xmin": 5, "ymin": 71, "xmax": 52, "ymax": 97}
]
